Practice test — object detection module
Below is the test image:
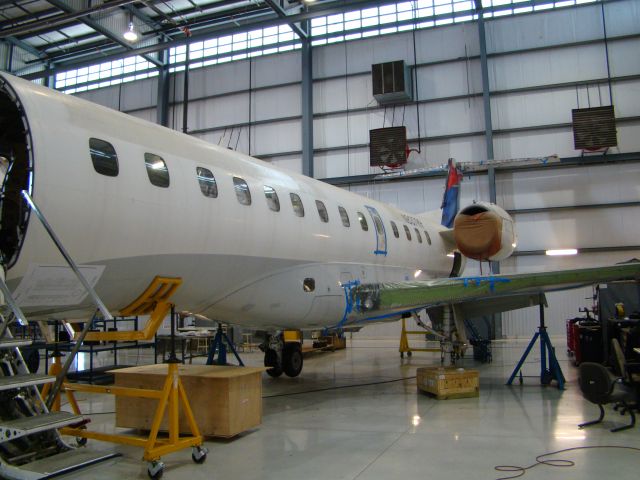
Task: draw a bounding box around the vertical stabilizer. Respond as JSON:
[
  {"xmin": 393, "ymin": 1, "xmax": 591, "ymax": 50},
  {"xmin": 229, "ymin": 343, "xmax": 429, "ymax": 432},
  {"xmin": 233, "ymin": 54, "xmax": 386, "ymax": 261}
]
[{"xmin": 440, "ymin": 158, "xmax": 462, "ymax": 228}]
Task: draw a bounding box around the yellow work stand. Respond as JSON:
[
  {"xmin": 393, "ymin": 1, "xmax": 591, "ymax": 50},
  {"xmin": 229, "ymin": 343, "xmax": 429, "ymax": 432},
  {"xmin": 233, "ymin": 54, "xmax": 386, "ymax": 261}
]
[
  {"xmin": 60, "ymin": 361, "xmax": 206, "ymax": 479},
  {"xmin": 50, "ymin": 277, "xmax": 208, "ymax": 479},
  {"xmin": 399, "ymin": 317, "xmax": 441, "ymax": 358}
]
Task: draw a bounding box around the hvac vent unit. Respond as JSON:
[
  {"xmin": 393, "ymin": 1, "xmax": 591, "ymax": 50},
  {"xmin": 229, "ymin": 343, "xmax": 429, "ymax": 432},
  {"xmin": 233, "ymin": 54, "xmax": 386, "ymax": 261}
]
[
  {"xmin": 372, "ymin": 60, "xmax": 412, "ymax": 105},
  {"xmin": 369, "ymin": 126, "xmax": 408, "ymax": 168},
  {"xmin": 572, "ymin": 105, "xmax": 617, "ymax": 150}
]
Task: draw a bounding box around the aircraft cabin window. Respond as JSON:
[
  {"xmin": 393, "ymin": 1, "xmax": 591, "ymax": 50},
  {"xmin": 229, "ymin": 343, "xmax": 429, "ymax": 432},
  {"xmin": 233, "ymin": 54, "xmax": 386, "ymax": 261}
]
[
  {"xmin": 373, "ymin": 215, "xmax": 384, "ymax": 235},
  {"xmin": 144, "ymin": 153, "xmax": 169, "ymax": 188},
  {"xmin": 338, "ymin": 206, "xmax": 350, "ymax": 227},
  {"xmin": 290, "ymin": 193, "xmax": 304, "ymax": 217},
  {"xmin": 303, "ymin": 278, "xmax": 315, "ymax": 292},
  {"xmin": 390, "ymin": 221, "xmax": 399, "ymax": 238},
  {"xmin": 404, "ymin": 225, "xmax": 412, "ymax": 241},
  {"xmin": 357, "ymin": 211, "xmax": 368, "ymax": 231},
  {"xmin": 316, "ymin": 200, "xmax": 329, "ymax": 223},
  {"xmin": 233, "ymin": 177, "xmax": 252, "ymax": 205},
  {"xmin": 415, "ymin": 228, "xmax": 422, "ymax": 243},
  {"xmin": 196, "ymin": 167, "xmax": 218, "ymax": 198},
  {"xmin": 424, "ymin": 230, "xmax": 432, "ymax": 245},
  {"xmin": 264, "ymin": 186, "xmax": 280, "ymax": 212},
  {"xmin": 89, "ymin": 138, "xmax": 119, "ymax": 177}
]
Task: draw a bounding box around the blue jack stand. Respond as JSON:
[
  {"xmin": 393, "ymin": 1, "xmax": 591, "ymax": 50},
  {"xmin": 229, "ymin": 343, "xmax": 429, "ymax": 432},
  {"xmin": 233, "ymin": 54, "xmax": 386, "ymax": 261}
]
[
  {"xmin": 206, "ymin": 324, "xmax": 244, "ymax": 366},
  {"xmin": 507, "ymin": 297, "xmax": 565, "ymax": 390}
]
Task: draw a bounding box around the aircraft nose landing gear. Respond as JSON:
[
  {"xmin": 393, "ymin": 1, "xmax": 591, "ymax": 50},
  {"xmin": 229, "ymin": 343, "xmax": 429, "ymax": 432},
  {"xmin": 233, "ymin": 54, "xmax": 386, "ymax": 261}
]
[{"xmin": 261, "ymin": 331, "xmax": 303, "ymax": 378}]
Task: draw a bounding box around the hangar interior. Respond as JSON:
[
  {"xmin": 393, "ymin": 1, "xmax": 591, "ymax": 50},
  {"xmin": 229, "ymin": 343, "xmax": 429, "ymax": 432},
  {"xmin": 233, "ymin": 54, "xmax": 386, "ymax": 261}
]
[
  {"xmin": 8, "ymin": 0, "xmax": 637, "ymax": 338},
  {"xmin": 1, "ymin": 1, "xmax": 639, "ymax": 479}
]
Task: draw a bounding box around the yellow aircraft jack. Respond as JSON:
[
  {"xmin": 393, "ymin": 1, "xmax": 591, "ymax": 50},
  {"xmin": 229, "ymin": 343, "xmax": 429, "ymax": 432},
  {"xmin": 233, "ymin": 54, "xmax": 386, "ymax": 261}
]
[
  {"xmin": 399, "ymin": 316, "xmax": 441, "ymax": 358},
  {"xmin": 49, "ymin": 278, "xmax": 207, "ymax": 479},
  {"xmin": 59, "ymin": 359, "xmax": 206, "ymax": 479}
]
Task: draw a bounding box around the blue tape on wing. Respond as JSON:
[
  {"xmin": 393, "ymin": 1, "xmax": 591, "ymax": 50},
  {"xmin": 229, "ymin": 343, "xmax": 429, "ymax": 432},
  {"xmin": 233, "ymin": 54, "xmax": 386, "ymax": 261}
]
[
  {"xmin": 460, "ymin": 276, "xmax": 510, "ymax": 292},
  {"xmin": 334, "ymin": 279, "xmax": 361, "ymax": 329}
]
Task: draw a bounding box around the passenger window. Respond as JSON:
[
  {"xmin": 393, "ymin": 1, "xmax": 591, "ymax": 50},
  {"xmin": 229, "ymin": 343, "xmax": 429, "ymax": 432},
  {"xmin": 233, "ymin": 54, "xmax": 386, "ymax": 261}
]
[
  {"xmin": 303, "ymin": 278, "xmax": 315, "ymax": 292},
  {"xmin": 316, "ymin": 200, "xmax": 329, "ymax": 223},
  {"xmin": 196, "ymin": 167, "xmax": 218, "ymax": 198},
  {"xmin": 89, "ymin": 138, "xmax": 118, "ymax": 176},
  {"xmin": 372, "ymin": 214, "xmax": 384, "ymax": 235},
  {"xmin": 357, "ymin": 212, "xmax": 368, "ymax": 231},
  {"xmin": 424, "ymin": 230, "xmax": 432, "ymax": 245},
  {"xmin": 233, "ymin": 177, "xmax": 251, "ymax": 205},
  {"xmin": 145, "ymin": 153, "xmax": 169, "ymax": 188},
  {"xmin": 264, "ymin": 186, "xmax": 280, "ymax": 211},
  {"xmin": 338, "ymin": 206, "xmax": 350, "ymax": 227},
  {"xmin": 390, "ymin": 221, "xmax": 399, "ymax": 238},
  {"xmin": 415, "ymin": 228, "xmax": 422, "ymax": 243},
  {"xmin": 404, "ymin": 225, "xmax": 411, "ymax": 241},
  {"xmin": 290, "ymin": 193, "xmax": 304, "ymax": 217}
]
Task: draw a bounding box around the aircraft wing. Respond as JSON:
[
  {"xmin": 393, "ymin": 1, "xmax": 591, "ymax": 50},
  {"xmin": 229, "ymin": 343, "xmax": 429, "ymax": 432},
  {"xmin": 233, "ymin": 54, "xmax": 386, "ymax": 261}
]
[{"xmin": 350, "ymin": 263, "xmax": 640, "ymax": 318}]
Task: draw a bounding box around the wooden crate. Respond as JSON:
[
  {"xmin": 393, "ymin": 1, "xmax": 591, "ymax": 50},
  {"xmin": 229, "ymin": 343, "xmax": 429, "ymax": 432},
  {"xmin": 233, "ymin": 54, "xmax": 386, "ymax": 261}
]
[
  {"xmin": 416, "ymin": 367, "xmax": 479, "ymax": 400},
  {"xmin": 112, "ymin": 364, "xmax": 264, "ymax": 438},
  {"xmin": 320, "ymin": 335, "xmax": 347, "ymax": 350}
]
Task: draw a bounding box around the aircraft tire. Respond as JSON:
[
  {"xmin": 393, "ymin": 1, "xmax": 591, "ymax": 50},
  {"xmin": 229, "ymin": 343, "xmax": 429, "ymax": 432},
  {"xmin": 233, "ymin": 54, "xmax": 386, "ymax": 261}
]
[
  {"xmin": 282, "ymin": 343, "xmax": 303, "ymax": 377},
  {"xmin": 264, "ymin": 349, "xmax": 283, "ymax": 377}
]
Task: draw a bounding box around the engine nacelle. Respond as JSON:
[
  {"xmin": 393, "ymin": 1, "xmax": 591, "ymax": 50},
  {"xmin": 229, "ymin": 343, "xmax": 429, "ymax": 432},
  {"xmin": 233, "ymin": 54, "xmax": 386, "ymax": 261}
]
[{"xmin": 453, "ymin": 202, "xmax": 517, "ymax": 261}]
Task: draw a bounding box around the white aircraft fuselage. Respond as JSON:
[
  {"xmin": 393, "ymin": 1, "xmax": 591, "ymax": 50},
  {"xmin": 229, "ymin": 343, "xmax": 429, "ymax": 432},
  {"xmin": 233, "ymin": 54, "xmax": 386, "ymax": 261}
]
[{"xmin": 1, "ymin": 73, "xmax": 468, "ymax": 331}]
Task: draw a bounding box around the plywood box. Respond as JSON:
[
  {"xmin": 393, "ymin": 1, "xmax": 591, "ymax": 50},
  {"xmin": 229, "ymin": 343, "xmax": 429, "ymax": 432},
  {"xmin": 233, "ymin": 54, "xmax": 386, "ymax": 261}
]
[
  {"xmin": 416, "ymin": 367, "xmax": 479, "ymax": 400},
  {"xmin": 112, "ymin": 364, "xmax": 264, "ymax": 438}
]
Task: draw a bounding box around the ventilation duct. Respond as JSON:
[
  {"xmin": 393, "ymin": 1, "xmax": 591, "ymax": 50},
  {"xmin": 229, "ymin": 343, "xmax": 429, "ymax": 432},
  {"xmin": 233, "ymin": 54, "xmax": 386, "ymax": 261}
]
[
  {"xmin": 369, "ymin": 126, "xmax": 408, "ymax": 168},
  {"xmin": 572, "ymin": 105, "xmax": 617, "ymax": 150},
  {"xmin": 372, "ymin": 60, "xmax": 412, "ymax": 105}
]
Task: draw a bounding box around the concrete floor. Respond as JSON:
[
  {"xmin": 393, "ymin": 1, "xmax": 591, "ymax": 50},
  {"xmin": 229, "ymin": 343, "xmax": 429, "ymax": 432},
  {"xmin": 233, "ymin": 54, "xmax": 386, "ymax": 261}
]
[{"xmin": 51, "ymin": 337, "xmax": 639, "ymax": 480}]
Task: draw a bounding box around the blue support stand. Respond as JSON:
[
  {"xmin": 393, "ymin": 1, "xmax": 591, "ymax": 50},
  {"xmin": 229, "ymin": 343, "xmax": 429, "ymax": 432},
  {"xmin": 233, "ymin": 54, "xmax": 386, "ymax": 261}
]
[
  {"xmin": 206, "ymin": 324, "xmax": 244, "ymax": 366},
  {"xmin": 506, "ymin": 296, "xmax": 565, "ymax": 390}
]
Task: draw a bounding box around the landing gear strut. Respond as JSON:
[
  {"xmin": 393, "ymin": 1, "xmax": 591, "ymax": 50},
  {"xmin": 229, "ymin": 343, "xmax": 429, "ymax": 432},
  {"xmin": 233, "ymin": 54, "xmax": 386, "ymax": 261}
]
[
  {"xmin": 261, "ymin": 332, "xmax": 303, "ymax": 378},
  {"xmin": 264, "ymin": 348, "xmax": 283, "ymax": 377}
]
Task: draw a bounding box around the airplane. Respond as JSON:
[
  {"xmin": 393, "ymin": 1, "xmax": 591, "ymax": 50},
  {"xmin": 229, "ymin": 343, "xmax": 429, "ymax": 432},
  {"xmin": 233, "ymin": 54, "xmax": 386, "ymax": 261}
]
[{"xmin": 1, "ymin": 71, "xmax": 639, "ymax": 378}]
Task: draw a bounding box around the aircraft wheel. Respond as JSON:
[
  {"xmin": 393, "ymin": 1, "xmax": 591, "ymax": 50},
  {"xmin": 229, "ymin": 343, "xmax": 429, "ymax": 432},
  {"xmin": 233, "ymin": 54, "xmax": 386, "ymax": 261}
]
[
  {"xmin": 282, "ymin": 343, "xmax": 303, "ymax": 377},
  {"xmin": 407, "ymin": 351, "xmax": 413, "ymax": 357},
  {"xmin": 264, "ymin": 349, "xmax": 283, "ymax": 378}
]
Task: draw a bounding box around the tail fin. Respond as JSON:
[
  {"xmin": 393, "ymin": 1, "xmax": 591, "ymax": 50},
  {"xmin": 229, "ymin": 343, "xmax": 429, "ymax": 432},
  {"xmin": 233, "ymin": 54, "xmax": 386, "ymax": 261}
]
[{"xmin": 440, "ymin": 158, "xmax": 462, "ymax": 228}]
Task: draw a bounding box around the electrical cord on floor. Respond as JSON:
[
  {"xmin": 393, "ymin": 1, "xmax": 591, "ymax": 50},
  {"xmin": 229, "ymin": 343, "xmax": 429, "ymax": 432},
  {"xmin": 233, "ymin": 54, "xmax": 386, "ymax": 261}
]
[
  {"xmin": 262, "ymin": 376, "xmax": 417, "ymax": 398},
  {"xmin": 495, "ymin": 445, "xmax": 640, "ymax": 480}
]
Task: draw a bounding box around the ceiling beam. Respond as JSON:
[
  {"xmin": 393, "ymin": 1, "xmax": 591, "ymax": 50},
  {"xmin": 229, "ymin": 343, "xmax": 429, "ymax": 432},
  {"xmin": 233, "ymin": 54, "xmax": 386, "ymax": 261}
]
[
  {"xmin": 0, "ymin": 0, "xmax": 139, "ymax": 38},
  {"xmin": 42, "ymin": 0, "xmax": 163, "ymax": 67},
  {"xmin": 4, "ymin": 35, "xmax": 46, "ymax": 59},
  {"xmin": 0, "ymin": 8, "xmax": 59, "ymax": 30},
  {"xmin": 263, "ymin": 0, "xmax": 306, "ymax": 39},
  {"xmin": 19, "ymin": 0, "xmax": 420, "ymax": 76}
]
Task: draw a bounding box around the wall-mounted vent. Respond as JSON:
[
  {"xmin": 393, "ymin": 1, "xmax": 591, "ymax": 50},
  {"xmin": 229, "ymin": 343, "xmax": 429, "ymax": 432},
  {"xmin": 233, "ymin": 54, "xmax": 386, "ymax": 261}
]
[
  {"xmin": 372, "ymin": 61, "xmax": 412, "ymax": 105},
  {"xmin": 572, "ymin": 105, "xmax": 617, "ymax": 150},
  {"xmin": 369, "ymin": 126, "xmax": 407, "ymax": 168}
]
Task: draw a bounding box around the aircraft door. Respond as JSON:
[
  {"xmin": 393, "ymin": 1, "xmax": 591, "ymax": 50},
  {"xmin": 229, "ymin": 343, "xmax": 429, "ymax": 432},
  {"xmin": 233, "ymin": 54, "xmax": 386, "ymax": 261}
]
[{"xmin": 365, "ymin": 206, "xmax": 387, "ymax": 256}]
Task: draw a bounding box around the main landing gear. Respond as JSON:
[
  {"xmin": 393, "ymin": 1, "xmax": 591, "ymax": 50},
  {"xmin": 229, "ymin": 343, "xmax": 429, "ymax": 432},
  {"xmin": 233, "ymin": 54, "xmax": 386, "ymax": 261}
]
[{"xmin": 261, "ymin": 332, "xmax": 303, "ymax": 378}]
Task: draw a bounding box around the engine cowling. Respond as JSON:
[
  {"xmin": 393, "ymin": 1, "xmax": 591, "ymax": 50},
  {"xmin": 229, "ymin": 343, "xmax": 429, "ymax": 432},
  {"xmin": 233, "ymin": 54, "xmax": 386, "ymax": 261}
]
[{"xmin": 453, "ymin": 202, "xmax": 517, "ymax": 261}]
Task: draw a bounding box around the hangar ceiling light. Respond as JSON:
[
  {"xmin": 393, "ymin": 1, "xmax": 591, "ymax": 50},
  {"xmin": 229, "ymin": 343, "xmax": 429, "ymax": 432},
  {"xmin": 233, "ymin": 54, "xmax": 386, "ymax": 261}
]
[{"xmin": 123, "ymin": 21, "xmax": 138, "ymax": 43}]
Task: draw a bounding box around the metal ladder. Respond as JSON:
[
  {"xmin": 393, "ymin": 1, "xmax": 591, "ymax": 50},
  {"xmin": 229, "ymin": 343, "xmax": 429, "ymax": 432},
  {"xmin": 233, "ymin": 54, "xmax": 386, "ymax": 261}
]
[
  {"xmin": 0, "ymin": 308, "xmax": 118, "ymax": 479},
  {"xmin": 0, "ymin": 190, "xmax": 120, "ymax": 479}
]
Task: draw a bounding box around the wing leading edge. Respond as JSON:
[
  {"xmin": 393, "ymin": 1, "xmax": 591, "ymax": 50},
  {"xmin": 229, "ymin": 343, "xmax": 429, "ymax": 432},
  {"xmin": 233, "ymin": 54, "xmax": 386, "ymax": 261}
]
[{"xmin": 350, "ymin": 262, "xmax": 640, "ymax": 318}]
